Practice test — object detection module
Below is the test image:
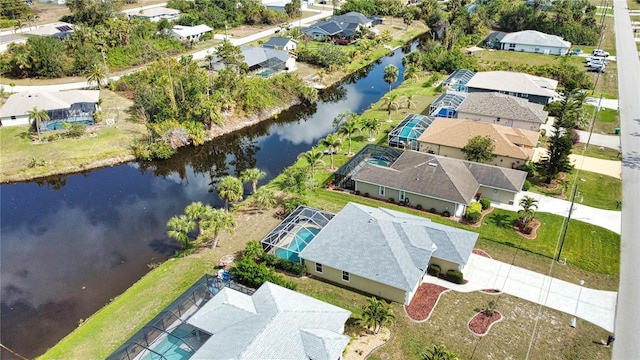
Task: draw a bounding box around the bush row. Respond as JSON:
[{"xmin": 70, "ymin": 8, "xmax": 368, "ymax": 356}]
[
  {"xmin": 231, "ymin": 258, "xmax": 297, "ymax": 290},
  {"xmin": 260, "ymin": 253, "xmax": 306, "ymax": 276}
]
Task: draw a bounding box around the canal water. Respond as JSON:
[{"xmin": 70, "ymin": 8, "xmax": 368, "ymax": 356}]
[{"xmin": 0, "ymin": 43, "xmax": 414, "ymax": 358}]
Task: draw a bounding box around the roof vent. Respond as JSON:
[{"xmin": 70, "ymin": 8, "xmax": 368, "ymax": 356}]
[
  {"xmin": 368, "ymin": 218, "xmax": 373, "ymax": 223},
  {"xmin": 428, "ymin": 162, "xmax": 437, "ymax": 167}
]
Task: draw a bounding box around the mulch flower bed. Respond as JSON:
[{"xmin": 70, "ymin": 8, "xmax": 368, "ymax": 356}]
[
  {"xmin": 472, "ymin": 249, "xmax": 493, "ymax": 259},
  {"xmin": 404, "ymin": 283, "xmax": 449, "ymax": 322},
  {"xmin": 468, "ymin": 311, "xmax": 503, "ymax": 336},
  {"xmin": 513, "ymin": 219, "xmax": 542, "ymax": 240},
  {"xmin": 460, "ymin": 207, "xmax": 495, "ymax": 228},
  {"xmin": 480, "ymin": 289, "xmax": 501, "ymax": 294}
]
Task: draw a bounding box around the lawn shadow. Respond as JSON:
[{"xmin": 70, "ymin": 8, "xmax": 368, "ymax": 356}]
[
  {"xmin": 16, "ymin": 130, "xmax": 32, "ymax": 140},
  {"xmin": 487, "ymin": 213, "xmax": 513, "ymax": 229}
]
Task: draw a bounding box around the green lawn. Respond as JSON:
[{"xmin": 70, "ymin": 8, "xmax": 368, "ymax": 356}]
[
  {"xmin": 530, "ymin": 170, "xmax": 622, "ymax": 210},
  {"xmin": 475, "ymin": 49, "xmax": 584, "ymax": 67},
  {"xmin": 573, "ymin": 143, "xmax": 621, "ymax": 160},
  {"xmin": 628, "ymin": 0, "xmax": 640, "ymax": 11},
  {"xmin": 584, "ymin": 105, "xmax": 620, "ymax": 135},
  {"xmin": 0, "ymin": 90, "xmax": 146, "ymax": 183}
]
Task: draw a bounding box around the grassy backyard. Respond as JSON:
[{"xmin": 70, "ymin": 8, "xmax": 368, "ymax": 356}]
[{"xmin": 0, "ymin": 90, "xmax": 146, "ymax": 183}]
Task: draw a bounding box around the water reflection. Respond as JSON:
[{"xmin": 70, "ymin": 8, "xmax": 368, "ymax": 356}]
[{"xmin": 0, "ymin": 43, "xmax": 412, "ymax": 359}]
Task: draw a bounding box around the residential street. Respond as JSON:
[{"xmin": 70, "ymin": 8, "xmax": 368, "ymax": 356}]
[{"xmin": 612, "ymin": 0, "xmax": 640, "ymax": 358}]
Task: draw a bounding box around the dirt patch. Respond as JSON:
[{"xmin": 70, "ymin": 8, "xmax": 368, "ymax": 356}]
[
  {"xmin": 344, "ymin": 327, "xmax": 390, "ymax": 360},
  {"xmin": 513, "ymin": 219, "xmax": 542, "ymax": 240},
  {"xmin": 468, "ymin": 311, "xmax": 503, "ymax": 336},
  {"xmin": 404, "ymin": 283, "xmax": 449, "ymax": 322},
  {"xmin": 472, "ymin": 249, "xmax": 492, "ymax": 259}
]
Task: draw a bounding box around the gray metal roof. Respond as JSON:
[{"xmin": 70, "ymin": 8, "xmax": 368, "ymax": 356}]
[
  {"xmin": 240, "ymin": 46, "xmax": 291, "ymax": 68},
  {"xmin": 501, "ymin": 30, "xmax": 571, "ymax": 48},
  {"xmin": 466, "ymin": 71, "xmax": 558, "ymax": 98},
  {"xmin": 0, "ymin": 90, "xmax": 99, "ymax": 118},
  {"xmin": 187, "ymin": 282, "xmax": 350, "ymax": 360},
  {"xmin": 300, "ymin": 203, "xmax": 478, "ymax": 292},
  {"xmin": 457, "ymin": 92, "xmax": 548, "ymax": 124},
  {"xmin": 262, "ymin": 37, "xmax": 297, "ymax": 48}
]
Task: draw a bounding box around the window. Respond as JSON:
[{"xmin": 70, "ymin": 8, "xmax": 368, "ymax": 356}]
[
  {"xmin": 379, "ymin": 186, "xmax": 385, "ymax": 197},
  {"xmin": 534, "ymin": 47, "xmax": 540, "ymax": 52},
  {"xmin": 399, "ymin": 190, "xmax": 406, "ymax": 202},
  {"xmin": 342, "ymin": 271, "xmax": 350, "ymax": 282},
  {"xmin": 509, "ymin": 43, "xmax": 515, "ymax": 49},
  {"xmin": 316, "ymin": 263, "xmax": 323, "ymax": 273}
]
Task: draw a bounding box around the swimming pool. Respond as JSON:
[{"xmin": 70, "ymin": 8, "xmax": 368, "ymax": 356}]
[
  {"xmin": 275, "ymin": 227, "xmax": 320, "ymax": 262},
  {"xmin": 142, "ymin": 335, "xmax": 192, "ymax": 360},
  {"xmin": 368, "ymin": 159, "xmax": 389, "ymax": 166},
  {"xmin": 45, "ymin": 120, "xmax": 94, "ymax": 131}
]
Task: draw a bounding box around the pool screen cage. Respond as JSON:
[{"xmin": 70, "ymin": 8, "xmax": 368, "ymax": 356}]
[
  {"xmin": 387, "ymin": 114, "xmax": 436, "ymax": 151},
  {"xmin": 428, "ymin": 93, "xmax": 466, "ymax": 118},
  {"xmin": 107, "ymin": 275, "xmax": 254, "ymax": 360},
  {"xmin": 260, "ymin": 205, "xmax": 334, "ymax": 262},
  {"xmin": 334, "ymin": 144, "xmax": 403, "ymax": 190},
  {"xmin": 442, "ymin": 69, "xmax": 475, "ymax": 88}
]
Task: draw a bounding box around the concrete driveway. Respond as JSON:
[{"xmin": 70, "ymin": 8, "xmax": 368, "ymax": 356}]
[
  {"xmin": 424, "ymin": 254, "xmax": 618, "ymax": 332},
  {"xmin": 569, "ymin": 154, "xmax": 622, "ymax": 179}
]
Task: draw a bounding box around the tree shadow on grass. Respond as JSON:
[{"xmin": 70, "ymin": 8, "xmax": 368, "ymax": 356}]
[{"xmin": 487, "ymin": 213, "xmax": 513, "ymax": 229}]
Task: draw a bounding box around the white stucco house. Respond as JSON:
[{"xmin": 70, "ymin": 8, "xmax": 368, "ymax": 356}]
[
  {"xmin": 500, "ymin": 30, "xmax": 571, "ymax": 56},
  {"xmin": 171, "ymin": 24, "xmax": 212, "ymax": 42}
]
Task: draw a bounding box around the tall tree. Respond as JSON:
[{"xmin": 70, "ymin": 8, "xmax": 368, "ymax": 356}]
[
  {"xmin": 518, "ymin": 196, "xmax": 539, "ymax": 226},
  {"xmin": 383, "ymin": 64, "xmax": 399, "ymax": 92},
  {"xmin": 86, "ymin": 63, "xmax": 108, "ymax": 89},
  {"xmin": 381, "ymin": 93, "xmax": 401, "ymax": 122},
  {"xmin": 26, "ymin": 107, "xmax": 49, "ymax": 141},
  {"xmin": 320, "ymin": 134, "xmax": 342, "ymax": 170},
  {"xmin": 360, "ymin": 117, "xmax": 380, "ymax": 141},
  {"xmin": 299, "ymin": 147, "xmax": 325, "ymax": 179},
  {"xmin": 338, "ymin": 119, "xmax": 360, "ymax": 155},
  {"xmin": 185, "ymin": 201, "xmax": 215, "ymax": 241},
  {"xmin": 240, "ymin": 168, "xmax": 266, "ymax": 194},
  {"xmin": 217, "ymin": 176, "xmax": 244, "ymax": 212},
  {"xmin": 251, "ymin": 187, "xmax": 277, "ymax": 211},
  {"xmin": 202, "ymin": 208, "xmax": 236, "ymax": 249},
  {"xmin": 360, "ymin": 297, "xmax": 395, "ymax": 334},
  {"xmin": 166, "ymin": 214, "xmax": 196, "ymax": 250},
  {"xmin": 537, "ymin": 120, "xmax": 574, "ymax": 183},
  {"xmin": 461, "ymin": 135, "xmax": 496, "ymax": 163}
]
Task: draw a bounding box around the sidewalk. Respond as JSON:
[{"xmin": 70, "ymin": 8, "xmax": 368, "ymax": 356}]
[
  {"xmin": 494, "ymin": 191, "xmax": 621, "ymax": 234},
  {"xmin": 423, "ymin": 254, "xmax": 618, "ymax": 332}
]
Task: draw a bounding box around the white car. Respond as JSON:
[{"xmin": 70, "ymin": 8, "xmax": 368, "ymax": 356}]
[{"xmin": 592, "ymin": 49, "xmax": 610, "ymax": 57}]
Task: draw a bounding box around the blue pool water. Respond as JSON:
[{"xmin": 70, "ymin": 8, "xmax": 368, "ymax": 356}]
[
  {"xmin": 275, "ymin": 227, "xmax": 320, "ymax": 262},
  {"xmin": 45, "ymin": 120, "xmax": 94, "ymax": 131},
  {"xmin": 142, "ymin": 336, "xmax": 192, "ymax": 360},
  {"xmin": 368, "ymin": 159, "xmax": 389, "ymax": 166}
]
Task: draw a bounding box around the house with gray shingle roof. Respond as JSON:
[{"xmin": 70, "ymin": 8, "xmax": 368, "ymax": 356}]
[
  {"xmin": 465, "ymin": 71, "xmax": 558, "ymax": 105},
  {"xmin": 211, "ymin": 46, "xmax": 296, "ymax": 74},
  {"xmin": 500, "ymin": 30, "xmax": 571, "ymax": 56},
  {"xmin": 299, "ymin": 202, "xmax": 478, "ymax": 305},
  {"xmin": 262, "ymin": 37, "xmax": 298, "ymax": 51},
  {"xmin": 187, "ymin": 282, "xmax": 351, "ymax": 359},
  {"xmin": 347, "ymin": 149, "xmax": 526, "ymax": 216},
  {"xmin": 303, "ymin": 11, "xmax": 372, "ymax": 41},
  {"xmin": 456, "ymin": 92, "xmax": 548, "ymax": 131}
]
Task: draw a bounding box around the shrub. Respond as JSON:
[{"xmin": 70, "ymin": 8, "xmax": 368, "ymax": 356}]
[
  {"xmin": 415, "ymin": 204, "xmax": 423, "ymax": 210},
  {"xmin": 540, "ymin": 129, "xmax": 547, "ymax": 138},
  {"xmin": 65, "ymin": 123, "xmax": 86, "ymax": 138},
  {"xmin": 364, "ymin": 192, "xmax": 370, "ymax": 197},
  {"xmin": 479, "ymin": 198, "xmax": 491, "ymax": 210},
  {"xmin": 517, "ymin": 163, "xmax": 535, "ymax": 178},
  {"xmin": 445, "ymin": 269, "xmax": 464, "ymax": 284},
  {"xmin": 231, "ymin": 258, "xmax": 297, "ymax": 290},
  {"xmin": 522, "ymin": 180, "xmax": 532, "ymax": 191},
  {"xmin": 465, "ymin": 202, "xmax": 482, "ymax": 224},
  {"xmin": 388, "ymin": 197, "xmax": 395, "ymax": 203},
  {"xmin": 430, "ymin": 208, "xmax": 437, "ymax": 213},
  {"xmin": 427, "ymin": 264, "xmax": 441, "ymax": 276},
  {"xmin": 442, "ymin": 210, "xmax": 451, "ymax": 217},
  {"xmin": 355, "ymin": 190, "xmax": 361, "ymax": 195},
  {"xmin": 149, "ymin": 140, "xmax": 175, "ymax": 160}
]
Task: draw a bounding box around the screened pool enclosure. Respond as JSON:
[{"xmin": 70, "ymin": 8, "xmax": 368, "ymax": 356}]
[
  {"xmin": 334, "ymin": 144, "xmax": 403, "ymax": 190},
  {"xmin": 260, "ymin": 206, "xmax": 334, "ymax": 263},
  {"xmin": 387, "ymin": 114, "xmax": 436, "ymax": 150}
]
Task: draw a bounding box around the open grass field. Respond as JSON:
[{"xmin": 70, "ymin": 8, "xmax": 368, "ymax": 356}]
[
  {"xmin": 573, "ymin": 143, "xmax": 621, "ymax": 160},
  {"xmin": 585, "ymin": 105, "xmax": 620, "ymax": 135},
  {"xmin": 474, "ymin": 49, "xmax": 584, "ymax": 67},
  {"xmin": 0, "ymin": 90, "xmax": 146, "ymax": 183},
  {"xmin": 529, "ymin": 169, "xmax": 622, "ymax": 210},
  {"xmin": 628, "ymin": 0, "xmax": 640, "ymax": 11}
]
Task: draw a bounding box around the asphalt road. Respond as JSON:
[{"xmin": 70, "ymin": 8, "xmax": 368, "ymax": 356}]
[{"xmin": 612, "ymin": 1, "xmax": 640, "ymax": 358}]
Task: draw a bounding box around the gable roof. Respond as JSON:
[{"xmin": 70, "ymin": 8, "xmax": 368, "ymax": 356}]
[
  {"xmin": 188, "ymin": 282, "xmax": 350, "ymax": 360},
  {"xmin": 240, "ymin": 46, "xmax": 291, "ymax": 68},
  {"xmin": 330, "ymin": 11, "xmax": 372, "ymax": 26},
  {"xmin": 263, "ymin": 37, "xmax": 297, "ymax": 48},
  {"xmin": 466, "ymin": 71, "xmax": 558, "ymax": 98},
  {"xmin": 353, "ymin": 150, "xmax": 526, "ymax": 202},
  {"xmin": 25, "ymin": 22, "xmax": 75, "ymax": 39},
  {"xmin": 457, "ymin": 92, "xmax": 548, "ymax": 124},
  {"xmin": 418, "ymin": 118, "xmax": 538, "ymax": 161},
  {"xmin": 0, "ymin": 90, "xmax": 99, "ymax": 118},
  {"xmin": 300, "ymin": 203, "xmax": 478, "ymax": 292},
  {"xmin": 128, "ymin": 6, "xmax": 180, "ymax": 18},
  {"xmin": 501, "ymin": 30, "xmax": 571, "ymax": 48},
  {"xmin": 172, "ymin": 24, "xmax": 212, "ymax": 38}
]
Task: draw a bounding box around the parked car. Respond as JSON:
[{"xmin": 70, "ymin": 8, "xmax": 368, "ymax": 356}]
[
  {"xmin": 586, "ymin": 58, "xmax": 608, "ymax": 67},
  {"xmin": 592, "ymin": 49, "xmax": 610, "ymax": 57},
  {"xmin": 572, "ymin": 48, "xmax": 584, "ymax": 55},
  {"xmin": 587, "ymin": 64, "xmax": 606, "ymax": 73}
]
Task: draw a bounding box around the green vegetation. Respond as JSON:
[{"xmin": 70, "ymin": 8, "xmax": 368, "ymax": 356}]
[
  {"xmin": 0, "ymin": 90, "xmax": 146, "ymax": 183},
  {"xmin": 530, "ymin": 170, "xmax": 622, "ymax": 210},
  {"xmin": 167, "ymin": 0, "xmax": 288, "ymax": 29},
  {"xmin": 573, "ymin": 143, "xmax": 621, "ymax": 161},
  {"xmin": 583, "ymin": 105, "xmax": 620, "ymax": 135}
]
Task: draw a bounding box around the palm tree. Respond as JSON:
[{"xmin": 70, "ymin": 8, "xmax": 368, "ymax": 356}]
[
  {"xmin": 202, "ymin": 208, "xmax": 236, "ymax": 249},
  {"xmin": 298, "ymin": 147, "xmax": 325, "ymax": 179},
  {"xmin": 13, "ymin": 19, "xmax": 25, "ymax": 34},
  {"xmin": 383, "ymin": 64, "xmax": 399, "ymax": 92},
  {"xmin": 320, "ymin": 134, "xmax": 342, "ymax": 170},
  {"xmin": 251, "ymin": 187, "xmax": 277, "ymax": 212},
  {"xmin": 167, "ymin": 214, "xmax": 196, "ymax": 250},
  {"xmin": 360, "ymin": 117, "xmax": 380, "ymax": 141},
  {"xmin": 360, "ymin": 297, "xmax": 395, "ymax": 334},
  {"xmin": 518, "ymin": 196, "xmax": 539, "ymax": 226},
  {"xmin": 381, "ymin": 93, "xmax": 400, "ymax": 122},
  {"xmin": 240, "ymin": 168, "xmax": 266, "ymax": 194},
  {"xmin": 185, "ymin": 202, "xmax": 215, "ymax": 241},
  {"xmin": 86, "ymin": 64, "xmax": 108, "ymax": 90},
  {"xmin": 217, "ymin": 176, "xmax": 244, "ymax": 212},
  {"xmin": 405, "ymin": 94, "xmax": 417, "ymax": 110},
  {"xmin": 422, "ymin": 344, "xmax": 458, "ymax": 360},
  {"xmin": 338, "ymin": 119, "xmax": 360, "ymax": 155},
  {"xmin": 26, "ymin": 107, "xmax": 49, "ymax": 142}
]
